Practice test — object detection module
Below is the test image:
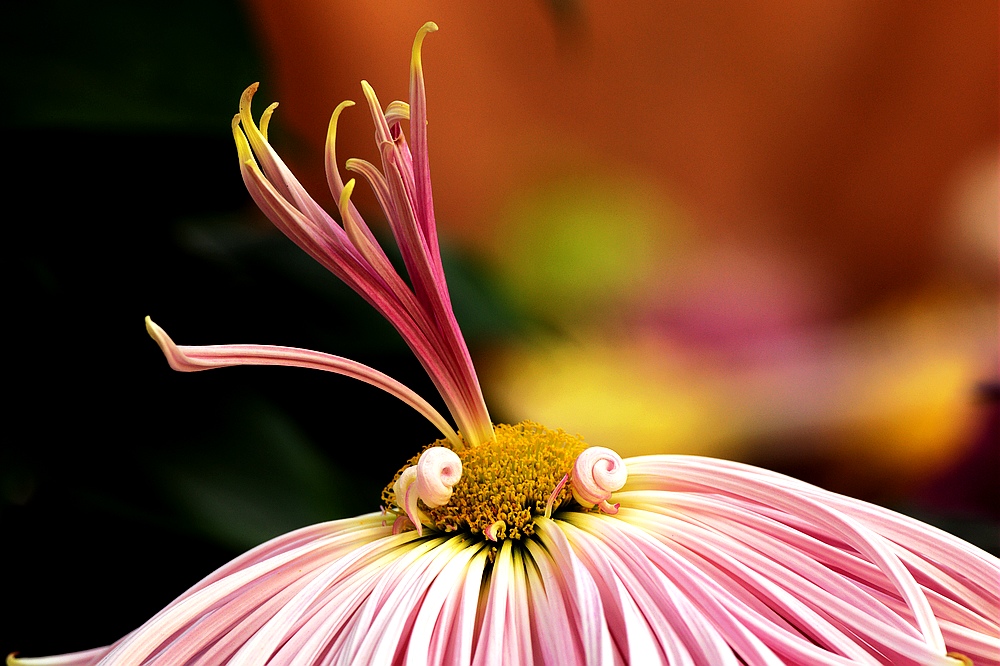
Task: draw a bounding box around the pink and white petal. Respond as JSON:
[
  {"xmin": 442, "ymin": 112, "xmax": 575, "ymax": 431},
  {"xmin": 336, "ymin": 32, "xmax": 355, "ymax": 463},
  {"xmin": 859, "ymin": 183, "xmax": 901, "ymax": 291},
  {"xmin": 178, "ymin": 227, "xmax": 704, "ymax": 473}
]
[
  {"xmin": 618, "ymin": 506, "xmax": 920, "ymax": 663},
  {"xmin": 556, "ymin": 520, "xmax": 679, "ymax": 665},
  {"xmin": 532, "ymin": 518, "xmax": 616, "ymax": 664},
  {"xmin": 471, "ymin": 540, "xmax": 514, "ymax": 666},
  {"xmin": 98, "ymin": 524, "xmax": 386, "ymax": 663},
  {"xmin": 626, "ymin": 457, "xmax": 947, "ymax": 653},
  {"xmin": 222, "ymin": 532, "xmax": 425, "ymax": 665},
  {"xmin": 440, "ymin": 547, "xmax": 490, "ymax": 666},
  {"xmin": 561, "ymin": 515, "xmax": 737, "ymax": 665},
  {"xmin": 522, "ymin": 538, "xmax": 586, "ymax": 665},
  {"xmin": 266, "ymin": 544, "xmax": 412, "ymax": 665},
  {"xmin": 343, "ymin": 536, "xmax": 468, "ymax": 665},
  {"xmin": 403, "ymin": 538, "xmax": 485, "ymax": 666},
  {"xmin": 330, "ymin": 536, "xmax": 450, "ymax": 664},
  {"xmin": 618, "ymin": 491, "xmax": 922, "ymax": 639}
]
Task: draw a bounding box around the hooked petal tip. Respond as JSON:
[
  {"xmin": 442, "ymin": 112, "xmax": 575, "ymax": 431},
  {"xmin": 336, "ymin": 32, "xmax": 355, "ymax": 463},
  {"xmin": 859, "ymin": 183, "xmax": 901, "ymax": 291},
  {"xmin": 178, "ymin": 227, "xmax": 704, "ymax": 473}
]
[
  {"xmin": 239, "ymin": 83, "xmax": 260, "ymax": 114},
  {"xmin": 145, "ymin": 317, "xmax": 189, "ymax": 373},
  {"xmin": 145, "ymin": 316, "xmax": 167, "ymax": 344},
  {"xmin": 259, "ymin": 102, "xmax": 279, "ymax": 141},
  {"xmin": 393, "ymin": 467, "xmax": 423, "ymax": 536},
  {"xmin": 484, "ymin": 520, "xmax": 505, "ymax": 542},
  {"xmin": 327, "ymin": 100, "xmax": 356, "ymax": 139},
  {"xmin": 339, "ymin": 178, "xmax": 357, "ymax": 213},
  {"xmin": 411, "ymin": 22, "xmax": 438, "ymax": 73}
]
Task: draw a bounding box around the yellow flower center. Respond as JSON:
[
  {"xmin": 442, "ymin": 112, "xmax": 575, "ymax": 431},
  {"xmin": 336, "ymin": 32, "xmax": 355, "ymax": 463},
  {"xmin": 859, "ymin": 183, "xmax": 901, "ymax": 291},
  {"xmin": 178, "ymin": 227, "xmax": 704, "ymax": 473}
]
[{"xmin": 383, "ymin": 421, "xmax": 587, "ymax": 540}]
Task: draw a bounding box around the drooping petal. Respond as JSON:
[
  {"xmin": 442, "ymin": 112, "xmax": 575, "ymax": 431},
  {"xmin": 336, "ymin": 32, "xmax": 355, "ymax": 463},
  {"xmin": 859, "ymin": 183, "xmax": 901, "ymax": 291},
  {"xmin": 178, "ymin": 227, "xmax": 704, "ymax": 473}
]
[{"xmin": 620, "ymin": 455, "xmax": 1000, "ymax": 665}]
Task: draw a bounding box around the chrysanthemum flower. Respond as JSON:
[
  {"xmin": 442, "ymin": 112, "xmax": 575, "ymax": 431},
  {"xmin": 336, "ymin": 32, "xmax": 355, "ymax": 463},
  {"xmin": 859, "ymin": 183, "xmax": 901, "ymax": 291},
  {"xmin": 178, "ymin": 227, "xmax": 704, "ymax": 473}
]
[{"xmin": 11, "ymin": 22, "xmax": 998, "ymax": 666}]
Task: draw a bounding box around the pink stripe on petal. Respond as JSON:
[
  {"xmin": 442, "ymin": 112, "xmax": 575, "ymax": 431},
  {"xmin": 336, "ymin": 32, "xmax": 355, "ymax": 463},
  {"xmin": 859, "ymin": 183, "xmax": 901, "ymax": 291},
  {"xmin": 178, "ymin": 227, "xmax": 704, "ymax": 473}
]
[
  {"xmin": 626, "ymin": 457, "xmax": 950, "ymax": 653},
  {"xmin": 561, "ymin": 516, "xmax": 740, "ymax": 665},
  {"xmin": 268, "ymin": 544, "xmax": 413, "ymax": 664},
  {"xmin": 578, "ymin": 515, "xmax": 860, "ymax": 666},
  {"xmin": 622, "ymin": 507, "xmax": 914, "ymax": 662},
  {"xmin": 617, "ymin": 491, "xmax": 921, "ymax": 637},
  {"xmin": 557, "ymin": 521, "xmax": 688, "ymax": 665},
  {"xmin": 508, "ymin": 547, "xmax": 535, "ymax": 663},
  {"xmin": 334, "ymin": 537, "xmax": 448, "ymax": 663}
]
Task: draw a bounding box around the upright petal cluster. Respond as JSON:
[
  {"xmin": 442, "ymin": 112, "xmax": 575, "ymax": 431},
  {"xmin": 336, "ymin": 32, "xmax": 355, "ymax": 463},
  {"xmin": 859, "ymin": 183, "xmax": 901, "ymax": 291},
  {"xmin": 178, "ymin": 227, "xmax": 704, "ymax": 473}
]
[
  {"xmin": 226, "ymin": 22, "xmax": 491, "ymax": 448},
  {"xmin": 11, "ymin": 21, "xmax": 1000, "ymax": 666}
]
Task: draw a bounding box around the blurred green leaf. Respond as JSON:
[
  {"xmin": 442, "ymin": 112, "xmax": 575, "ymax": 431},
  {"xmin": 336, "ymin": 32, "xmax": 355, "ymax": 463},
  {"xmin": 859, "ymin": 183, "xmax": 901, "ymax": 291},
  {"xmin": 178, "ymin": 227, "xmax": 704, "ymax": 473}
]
[{"xmin": 153, "ymin": 396, "xmax": 366, "ymax": 550}]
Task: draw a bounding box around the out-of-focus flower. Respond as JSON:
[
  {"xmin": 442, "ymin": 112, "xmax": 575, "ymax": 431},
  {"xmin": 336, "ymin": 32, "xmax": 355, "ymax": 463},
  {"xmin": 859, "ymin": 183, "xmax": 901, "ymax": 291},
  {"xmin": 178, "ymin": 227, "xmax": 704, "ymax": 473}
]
[{"xmin": 11, "ymin": 22, "xmax": 999, "ymax": 666}]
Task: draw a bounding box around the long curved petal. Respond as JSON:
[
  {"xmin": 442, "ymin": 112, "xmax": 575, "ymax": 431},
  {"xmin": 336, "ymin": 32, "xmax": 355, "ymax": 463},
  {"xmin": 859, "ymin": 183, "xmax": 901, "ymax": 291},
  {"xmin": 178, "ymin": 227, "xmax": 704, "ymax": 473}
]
[{"xmin": 146, "ymin": 318, "xmax": 460, "ymax": 446}]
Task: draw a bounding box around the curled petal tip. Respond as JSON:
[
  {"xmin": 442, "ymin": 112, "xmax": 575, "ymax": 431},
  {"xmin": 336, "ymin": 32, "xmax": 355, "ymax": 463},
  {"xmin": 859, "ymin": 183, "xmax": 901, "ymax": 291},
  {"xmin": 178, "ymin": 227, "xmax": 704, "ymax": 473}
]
[
  {"xmin": 544, "ymin": 473, "xmax": 570, "ymax": 519},
  {"xmin": 144, "ymin": 318, "xmax": 191, "ymax": 373},
  {"xmin": 259, "ymin": 102, "xmax": 279, "ymax": 140},
  {"xmin": 145, "ymin": 316, "xmax": 166, "ymax": 342},
  {"xmin": 411, "ymin": 23, "xmax": 438, "ymax": 71},
  {"xmin": 340, "ymin": 178, "xmax": 356, "ymax": 204},
  {"xmin": 484, "ymin": 520, "xmax": 505, "ymax": 542},
  {"xmin": 393, "ymin": 467, "xmax": 423, "ymax": 535},
  {"xmin": 571, "ymin": 446, "xmax": 628, "ymax": 509},
  {"xmin": 391, "ymin": 515, "xmax": 410, "ymax": 535},
  {"xmin": 598, "ymin": 500, "xmax": 621, "ymax": 515},
  {"xmin": 415, "ymin": 447, "xmax": 462, "ymax": 508},
  {"xmin": 239, "ymin": 84, "xmax": 263, "ymax": 126}
]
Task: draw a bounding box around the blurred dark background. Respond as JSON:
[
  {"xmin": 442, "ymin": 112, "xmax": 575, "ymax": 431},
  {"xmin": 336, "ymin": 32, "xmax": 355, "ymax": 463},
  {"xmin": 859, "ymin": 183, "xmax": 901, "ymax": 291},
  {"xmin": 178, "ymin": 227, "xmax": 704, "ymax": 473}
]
[{"xmin": 3, "ymin": 0, "xmax": 997, "ymax": 659}]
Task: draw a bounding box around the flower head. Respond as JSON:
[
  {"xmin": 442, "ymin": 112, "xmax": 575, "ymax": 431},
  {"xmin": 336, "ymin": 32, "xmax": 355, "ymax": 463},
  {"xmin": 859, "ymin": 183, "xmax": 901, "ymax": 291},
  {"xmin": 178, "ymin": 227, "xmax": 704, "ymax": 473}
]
[{"xmin": 11, "ymin": 22, "xmax": 999, "ymax": 666}]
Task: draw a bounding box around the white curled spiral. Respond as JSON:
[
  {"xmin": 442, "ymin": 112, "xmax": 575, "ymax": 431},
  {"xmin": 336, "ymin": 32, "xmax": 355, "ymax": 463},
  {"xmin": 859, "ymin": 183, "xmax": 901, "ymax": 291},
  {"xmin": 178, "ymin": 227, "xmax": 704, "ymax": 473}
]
[
  {"xmin": 571, "ymin": 446, "xmax": 627, "ymax": 513},
  {"xmin": 415, "ymin": 446, "xmax": 463, "ymax": 508}
]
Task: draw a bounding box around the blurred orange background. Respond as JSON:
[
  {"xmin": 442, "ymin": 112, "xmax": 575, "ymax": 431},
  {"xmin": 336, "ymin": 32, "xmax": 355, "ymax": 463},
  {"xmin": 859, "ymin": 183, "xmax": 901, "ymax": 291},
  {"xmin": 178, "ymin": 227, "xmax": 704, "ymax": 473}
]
[
  {"xmin": 7, "ymin": 2, "xmax": 995, "ymax": 657},
  {"xmin": 242, "ymin": 0, "xmax": 997, "ymax": 501}
]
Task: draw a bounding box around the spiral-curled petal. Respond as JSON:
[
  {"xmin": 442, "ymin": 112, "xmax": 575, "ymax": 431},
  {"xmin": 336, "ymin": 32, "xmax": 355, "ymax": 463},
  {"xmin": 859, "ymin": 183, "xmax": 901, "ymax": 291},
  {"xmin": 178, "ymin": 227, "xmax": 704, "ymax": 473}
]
[
  {"xmin": 393, "ymin": 466, "xmax": 422, "ymax": 536},
  {"xmin": 571, "ymin": 446, "xmax": 627, "ymax": 510},
  {"xmin": 415, "ymin": 446, "xmax": 462, "ymax": 508}
]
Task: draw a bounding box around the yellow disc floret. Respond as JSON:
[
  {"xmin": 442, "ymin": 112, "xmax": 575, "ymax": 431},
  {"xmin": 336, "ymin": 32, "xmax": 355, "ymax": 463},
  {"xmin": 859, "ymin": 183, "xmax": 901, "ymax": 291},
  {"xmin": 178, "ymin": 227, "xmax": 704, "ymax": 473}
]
[{"xmin": 382, "ymin": 421, "xmax": 587, "ymax": 540}]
